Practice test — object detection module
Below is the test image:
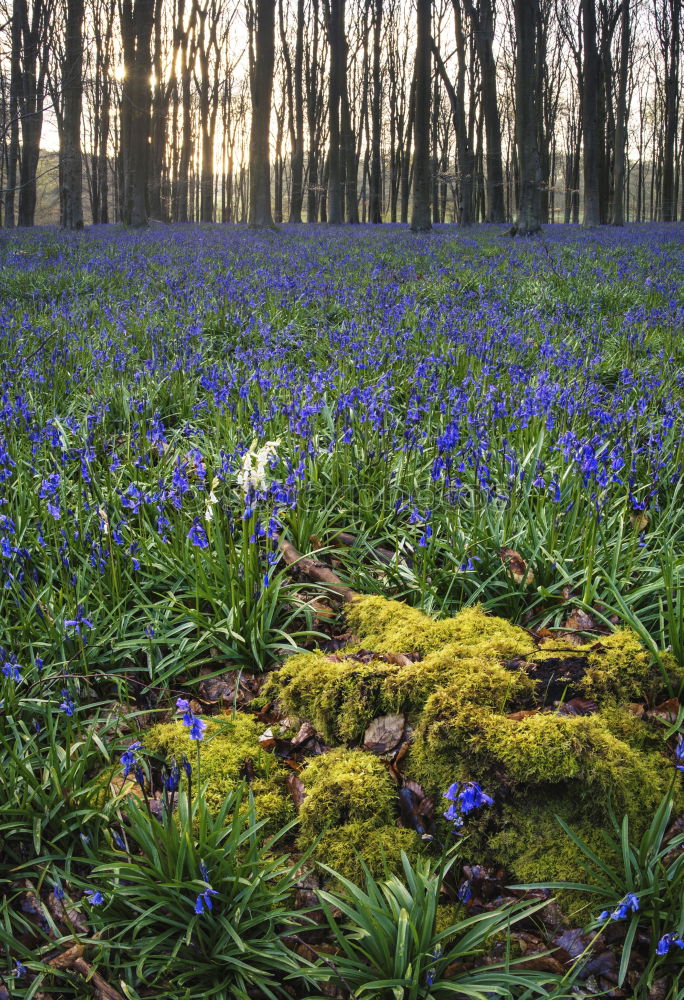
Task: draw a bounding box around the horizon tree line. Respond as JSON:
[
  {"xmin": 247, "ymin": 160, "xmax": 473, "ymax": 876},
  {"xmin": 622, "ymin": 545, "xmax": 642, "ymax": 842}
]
[{"xmin": 0, "ymin": 0, "xmax": 681, "ymax": 233}]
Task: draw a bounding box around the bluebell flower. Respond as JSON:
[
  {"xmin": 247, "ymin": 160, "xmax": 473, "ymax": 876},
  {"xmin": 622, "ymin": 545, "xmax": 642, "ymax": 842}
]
[
  {"xmin": 176, "ymin": 697, "xmax": 206, "ymax": 741},
  {"xmin": 187, "ymin": 520, "xmax": 209, "ymax": 549},
  {"xmin": 674, "ymin": 737, "xmax": 684, "ymax": 772},
  {"xmin": 457, "ymin": 879, "xmax": 472, "ymax": 903},
  {"xmin": 14, "ymin": 960, "xmax": 27, "ymax": 978},
  {"xmin": 655, "ymin": 933, "xmax": 684, "ymax": 956},
  {"xmin": 85, "ymin": 890, "xmax": 104, "ymax": 905},
  {"xmin": 59, "ymin": 689, "xmax": 76, "ymax": 716},
  {"xmin": 598, "ymin": 893, "xmax": 639, "ymax": 922},
  {"xmin": 121, "ymin": 740, "xmax": 142, "ymax": 778},
  {"xmin": 194, "ymin": 887, "xmax": 218, "ymax": 915}
]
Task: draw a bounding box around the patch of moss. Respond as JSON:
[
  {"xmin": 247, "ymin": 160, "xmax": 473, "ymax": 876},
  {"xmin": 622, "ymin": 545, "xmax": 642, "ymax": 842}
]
[
  {"xmin": 347, "ymin": 597, "xmax": 536, "ymax": 660},
  {"xmin": 144, "ymin": 712, "xmax": 293, "ymax": 828},
  {"xmin": 297, "ymin": 748, "xmax": 396, "ymax": 837},
  {"xmin": 263, "ymin": 651, "xmax": 397, "ymax": 743},
  {"xmin": 267, "ymin": 601, "xmax": 537, "ymax": 742},
  {"xmin": 579, "ymin": 631, "xmax": 673, "ymax": 704},
  {"xmin": 489, "ymin": 799, "xmax": 621, "ymax": 919},
  {"xmin": 295, "ymin": 748, "xmax": 424, "ymax": 882},
  {"xmin": 410, "ymin": 697, "xmax": 671, "ymax": 820},
  {"xmin": 312, "ymin": 821, "xmax": 423, "ymax": 884}
]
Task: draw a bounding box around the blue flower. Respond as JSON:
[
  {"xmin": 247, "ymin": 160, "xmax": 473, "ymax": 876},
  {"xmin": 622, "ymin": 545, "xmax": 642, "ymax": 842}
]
[
  {"xmin": 599, "ymin": 893, "xmax": 639, "ymax": 922},
  {"xmin": 59, "ymin": 689, "xmax": 76, "ymax": 716},
  {"xmin": 194, "ymin": 887, "xmax": 218, "ymax": 915},
  {"xmin": 656, "ymin": 933, "xmax": 684, "ymax": 956},
  {"xmin": 187, "ymin": 520, "xmax": 209, "ymax": 549},
  {"xmin": 121, "ymin": 740, "xmax": 142, "ymax": 778},
  {"xmin": 14, "ymin": 960, "xmax": 27, "ymax": 978},
  {"xmin": 85, "ymin": 890, "xmax": 104, "ymax": 905},
  {"xmin": 176, "ymin": 697, "xmax": 206, "ymax": 741},
  {"xmin": 674, "ymin": 737, "xmax": 684, "ymax": 772}
]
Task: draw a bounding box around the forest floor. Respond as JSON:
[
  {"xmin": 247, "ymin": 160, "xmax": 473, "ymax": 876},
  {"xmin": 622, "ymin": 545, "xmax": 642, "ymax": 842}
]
[{"xmin": 0, "ymin": 222, "xmax": 683, "ymax": 1000}]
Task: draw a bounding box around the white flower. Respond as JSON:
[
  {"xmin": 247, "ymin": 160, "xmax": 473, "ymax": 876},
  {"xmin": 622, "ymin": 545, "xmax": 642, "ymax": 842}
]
[
  {"xmin": 237, "ymin": 439, "xmax": 280, "ymax": 493},
  {"xmin": 204, "ymin": 477, "xmax": 220, "ymax": 521}
]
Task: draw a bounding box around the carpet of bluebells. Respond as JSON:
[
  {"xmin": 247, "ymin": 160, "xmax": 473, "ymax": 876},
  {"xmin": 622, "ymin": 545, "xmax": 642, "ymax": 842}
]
[
  {"xmin": 1, "ymin": 223, "xmax": 683, "ymax": 686},
  {"xmin": 1, "ymin": 222, "xmax": 684, "ymax": 997}
]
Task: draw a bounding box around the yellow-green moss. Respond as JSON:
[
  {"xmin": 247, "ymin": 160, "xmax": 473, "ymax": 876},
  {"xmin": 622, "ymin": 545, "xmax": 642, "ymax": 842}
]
[
  {"xmin": 144, "ymin": 712, "xmax": 293, "ymax": 828},
  {"xmin": 267, "ymin": 600, "xmax": 537, "ymax": 742},
  {"xmin": 489, "ymin": 800, "xmax": 621, "ymax": 919},
  {"xmin": 294, "ymin": 747, "xmax": 424, "ymax": 882},
  {"xmin": 347, "ymin": 597, "xmax": 536, "ymax": 660},
  {"xmin": 410, "ymin": 696, "xmax": 671, "ymax": 820},
  {"xmin": 310, "ymin": 821, "xmax": 423, "ymax": 884},
  {"xmin": 297, "ymin": 747, "xmax": 396, "ymax": 837},
  {"xmin": 263, "ymin": 651, "xmax": 397, "ymax": 743}
]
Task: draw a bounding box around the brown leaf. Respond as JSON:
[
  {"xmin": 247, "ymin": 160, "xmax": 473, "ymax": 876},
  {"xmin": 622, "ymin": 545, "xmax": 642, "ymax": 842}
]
[
  {"xmin": 258, "ymin": 727, "xmax": 276, "ymax": 750},
  {"xmin": 645, "ymin": 698, "xmax": 681, "ymax": 724},
  {"xmin": 506, "ymin": 709, "xmax": 540, "ymax": 722},
  {"xmin": 557, "ymin": 697, "xmax": 599, "ymax": 716},
  {"xmin": 563, "ymin": 609, "xmax": 600, "ymax": 633},
  {"xmin": 631, "ymin": 511, "xmax": 649, "ymax": 532},
  {"xmin": 287, "ymin": 772, "xmax": 306, "ymax": 810},
  {"xmin": 363, "ymin": 714, "xmax": 406, "ymax": 756},
  {"xmin": 291, "ymin": 722, "xmax": 318, "ymax": 746},
  {"xmin": 499, "ymin": 547, "xmax": 534, "ymax": 586}
]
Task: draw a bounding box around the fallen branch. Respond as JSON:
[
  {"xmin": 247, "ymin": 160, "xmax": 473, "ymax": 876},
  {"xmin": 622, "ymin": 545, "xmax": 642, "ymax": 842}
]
[
  {"xmin": 48, "ymin": 946, "xmax": 125, "ymax": 1000},
  {"xmin": 332, "ymin": 531, "xmax": 414, "ymax": 569},
  {"xmin": 279, "ymin": 538, "xmax": 361, "ymax": 604}
]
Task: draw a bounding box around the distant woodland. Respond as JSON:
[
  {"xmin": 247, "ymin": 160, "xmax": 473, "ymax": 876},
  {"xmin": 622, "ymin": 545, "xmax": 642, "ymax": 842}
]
[{"xmin": 0, "ymin": 0, "xmax": 682, "ymax": 232}]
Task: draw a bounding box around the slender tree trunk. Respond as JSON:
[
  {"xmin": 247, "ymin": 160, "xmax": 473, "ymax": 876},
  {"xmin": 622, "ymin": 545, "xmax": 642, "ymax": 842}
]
[
  {"xmin": 464, "ymin": 0, "xmax": 505, "ymax": 221},
  {"xmin": 249, "ymin": 0, "xmax": 276, "ymax": 227},
  {"xmin": 326, "ymin": 0, "xmax": 344, "ymax": 223},
  {"xmin": 369, "ymin": 0, "xmax": 383, "ymax": 222},
  {"xmin": 511, "ymin": 0, "xmax": 542, "ymax": 234},
  {"xmin": 61, "ymin": 0, "xmax": 85, "ymax": 229},
  {"xmin": 612, "ymin": 0, "xmax": 629, "ymax": 225},
  {"xmin": 582, "ymin": 0, "xmax": 601, "ymax": 226},
  {"xmin": 411, "ymin": 0, "xmax": 431, "ymax": 231}
]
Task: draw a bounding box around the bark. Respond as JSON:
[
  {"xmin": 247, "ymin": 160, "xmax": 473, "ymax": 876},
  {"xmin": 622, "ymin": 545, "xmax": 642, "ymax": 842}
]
[
  {"xmin": 326, "ymin": 0, "xmax": 344, "ymax": 223},
  {"xmin": 463, "ymin": 0, "xmax": 505, "ymax": 221},
  {"xmin": 611, "ymin": 0, "xmax": 629, "ymax": 225},
  {"xmin": 369, "ymin": 0, "xmax": 382, "ymax": 222},
  {"xmin": 120, "ymin": 0, "xmax": 155, "ymax": 227},
  {"xmin": 661, "ymin": 0, "xmax": 681, "ymax": 221},
  {"xmin": 511, "ymin": 0, "xmax": 542, "ymax": 234},
  {"xmin": 582, "ymin": 0, "xmax": 600, "ymax": 226},
  {"xmin": 4, "ymin": 0, "xmax": 21, "ymax": 227},
  {"xmin": 411, "ymin": 0, "xmax": 432, "ymax": 231},
  {"xmin": 61, "ymin": 0, "xmax": 85, "ymax": 229},
  {"xmin": 248, "ymin": 0, "xmax": 276, "ymax": 227}
]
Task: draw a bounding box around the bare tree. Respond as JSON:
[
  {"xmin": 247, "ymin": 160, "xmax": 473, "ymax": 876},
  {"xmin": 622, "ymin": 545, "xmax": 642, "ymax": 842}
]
[
  {"xmin": 411, "ymin": 0, "xmax": 431, "ymax": 231},
  {"xmin": 248, "ymin": 0, "xmax": 276, "ymax": 226}
]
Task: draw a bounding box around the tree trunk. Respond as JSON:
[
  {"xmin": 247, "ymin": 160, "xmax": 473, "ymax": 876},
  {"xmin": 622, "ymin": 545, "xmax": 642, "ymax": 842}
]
[
  {"xmin": 61, "ymin": 0, "xmax": 85, "ymax": 229},
  {"xmin": 611, "ymin": 0, "xmax": 629, "ymax": 225},
  {"xmin": 511, "ymin": 0, "xmax": 542, "ymax": 234},
  {"xmin": 411, "ymin": 0, "xmax": 431, "ymax": 231},
  {"xmin": 463, "ymin": 0, "xmax": 505, "ymax": 222},
  {"xmin": 582, "ymin": 0, "xmax": 600, "ymax": 226},
  {"xmin": 249, "ymin": 0, "xmax": 276, "ymax": 227},
  {"xmin": 326, "ymin": 0, "xmax": 344, "ymax": 223},
  {"xmin": 369, "ymin": 0, "xmax": 383, "ymax": 223}
]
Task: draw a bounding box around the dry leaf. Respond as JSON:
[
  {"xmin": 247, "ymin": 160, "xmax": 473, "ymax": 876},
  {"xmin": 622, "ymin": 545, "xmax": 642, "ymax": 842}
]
[
  {"xmin": 499, "ymin": 547, "xmax": 534, "ymax": 585},
  {"xmin": 363, "ymin": 714, "xmax": 406, "ymax": 756}
]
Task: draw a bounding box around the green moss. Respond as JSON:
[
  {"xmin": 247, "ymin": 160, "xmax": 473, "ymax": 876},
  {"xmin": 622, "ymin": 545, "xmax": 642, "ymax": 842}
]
[
  {"xmin": 263, "ymin": 651, "xmax": 397, "ymax": 743},
  {"xmin": 297, "ymin": 748, "xmax": 396, "ymax": 837},
  {"xmin": 347, "ymin": 597, "xmax": 536, "ymax": 660},
  {"xmin": 143, "ymin": 712, "xmax": 293, "ymax": 828},
  {"xmin": 311, "ymin": 821, "xmax": 423, "ymax": 884},
  {"xmin": 294, "ymin": 747, "xmax": 424, "ymax": 882},
  {"xmin": 489, "ymin": 800, "xmax": 620, "ymax": 919},
  {"xmin": 266, "ymin": 600, "xmax": 536, "ymax": 742},
  {"xmin": 410, "ymin": 697, "xmax": 670, "ymax": 819},
  {"xmin": 580, "ymin": 630, "xmax": 656, "ymax": 703}
]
